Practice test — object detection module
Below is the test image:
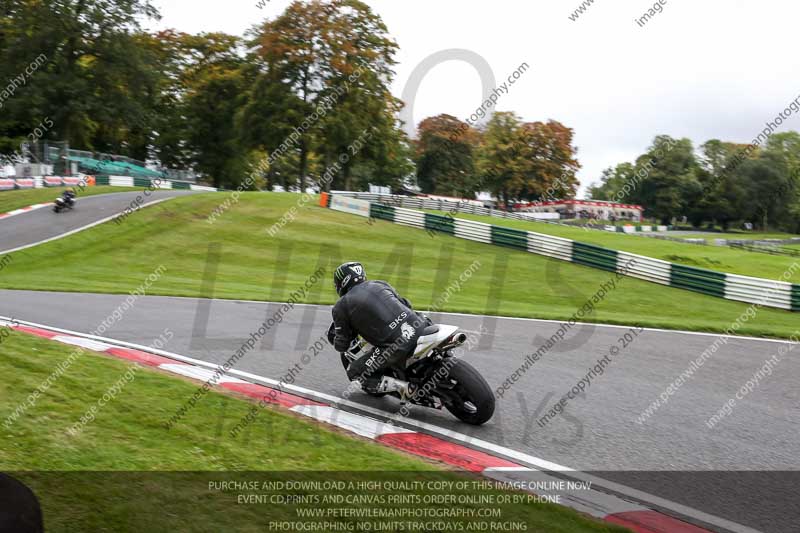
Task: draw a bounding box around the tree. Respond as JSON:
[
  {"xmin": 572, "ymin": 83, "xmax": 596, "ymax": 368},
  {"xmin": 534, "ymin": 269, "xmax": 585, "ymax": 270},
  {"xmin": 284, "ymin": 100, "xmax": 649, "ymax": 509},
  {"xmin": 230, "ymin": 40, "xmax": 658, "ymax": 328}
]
[
  {"xmin": 179, "ymin": 33, "xmax": 251, "ymax": 188},
  {"xmin": 415, "ymin": 114, "xmax": 479, "ymax": 195},
  {"xmin": 760, "ymin": 132, "xmax": 800, "ymax": 230},
  {"xmin": 348, "ymin": 109, "xmax": 415, "ymax": 192},
  {"xmin": 314, "ymin": 0, "xmax": 401, "ymax": 191},
  {"xmin": 147, "ymin": 30, "xmax": 196, "ymax": 171},
  {"xmin": 248, "ymin": 0, "xmax": 402, "ymax": 192},
  {"xmin": 476, "ymin": 114, "xmax": 579, "ymax": 207},
  {"xmin": 247, "ymin": 0, "xmax": 330, "ymax": 191},
  {"xmin": 764, "ymin": 131, "xmax": 800, "ymax": 175},
  {"xmin": 476, "ymin": 112, "xmax": 522, "ymax": 206},
  {"xmin": 0, "ymin": 0, "xmax": 162, "ymax": 157},
  {"xmin": 632, "ymin": 136, "xmax": 700, "ymax": 224},
  {"xmin": 689, "ymin": 140, "xmax": 748, "ymax": 228},
  {"xmin": 738, "ymin": 155, "xmax": 790, "ymax": 230},
  {"xmin": 515, "ymin": 120, "xmax": 580, "ymax": 202},
  {"xmin": 588, "ymin": 163, "xmax": 635, "ymax": 201}
]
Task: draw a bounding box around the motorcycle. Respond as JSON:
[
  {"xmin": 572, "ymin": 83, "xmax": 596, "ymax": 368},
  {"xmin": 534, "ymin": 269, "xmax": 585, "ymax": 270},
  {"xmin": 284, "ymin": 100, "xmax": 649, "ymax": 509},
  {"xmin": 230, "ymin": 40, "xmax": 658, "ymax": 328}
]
[
  {"xmin": 53, "ymin": 196, "xmax": 75, "ymax": 213},
  {"xmin": 340, "ymin": 324, "xmax": 495, "ymax": 425}
]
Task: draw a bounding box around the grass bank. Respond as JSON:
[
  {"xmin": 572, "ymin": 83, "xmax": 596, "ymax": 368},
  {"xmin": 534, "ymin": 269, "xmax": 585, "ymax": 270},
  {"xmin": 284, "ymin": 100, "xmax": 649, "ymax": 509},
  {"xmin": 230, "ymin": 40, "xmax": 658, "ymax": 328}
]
[
  {"xmin": 676, "ymin": 231, "xmax": 799, "ymax": 241},
  {"xmin": 0, "ymin": 330, "xmax": 625, "ymax": 533},
  {"xmin": 0, "ymin": 193, "xmax": 797, "ymax": 338}
]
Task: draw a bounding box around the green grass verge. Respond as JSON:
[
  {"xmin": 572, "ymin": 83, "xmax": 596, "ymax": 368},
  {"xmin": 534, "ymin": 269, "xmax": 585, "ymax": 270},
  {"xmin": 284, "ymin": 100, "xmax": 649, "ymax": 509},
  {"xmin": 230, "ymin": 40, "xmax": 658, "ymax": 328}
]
[
  {"xmin": 0, "ymin": 193, "xmax": 797, "ymax": 338},
  {"xmin": 0, "ymin": 330, "xmax": 625, "ymax": 533},
  {"xmin": 676, "ymin": 232, "xmax": 799, "ymax": 241},
  {"xmin": 425, "ymin": 210, "xmax": 798, "ymax": 280},
  {"xmin": 0, "ymin": 186, "xmax": 140, "ymax": 213}
]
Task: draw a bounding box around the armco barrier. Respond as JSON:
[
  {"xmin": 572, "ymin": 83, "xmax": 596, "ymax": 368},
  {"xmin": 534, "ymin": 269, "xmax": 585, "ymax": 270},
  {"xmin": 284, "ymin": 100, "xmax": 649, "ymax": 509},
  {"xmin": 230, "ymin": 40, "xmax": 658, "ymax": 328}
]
[
  {"xmin": 0, "ymin": 174, "xmax": 216, "ymax": 195},
  {"xmin": 38, "ymin": 176, "xmax": 86, "ymax": 187},
  {"xmin": 93, "ymin": 175, "xmax": 217, "ymax": 191},
  {"xmin": 334, "ymin": 190, "xmax": 532, "ymax": 221},
  {"xmin": 572, "ymin": 241, "xmax": 618, "ymax": 273},
  {"xmin": 1, "ymin": 176, "xmax": 92, "ymax": 190},
  {"xmin": 332, "ymin": 190, "xmax": 671, "ymax": 233},
  {"xmin": 189, "ymin": 184, "xmax": 218, "ymax": 192},
  {"xmin": 425, "ymin": 212, "xmax": 454, "ymax": 235},
  {"xmin": 327, "ymin": 195, "xmax": 799, "ymax": 312}
]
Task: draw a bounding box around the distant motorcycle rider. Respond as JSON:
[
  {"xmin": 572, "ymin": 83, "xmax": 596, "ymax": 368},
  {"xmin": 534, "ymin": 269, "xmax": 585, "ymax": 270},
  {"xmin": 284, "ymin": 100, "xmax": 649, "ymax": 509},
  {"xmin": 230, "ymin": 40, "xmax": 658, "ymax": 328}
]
[
  {"xmin": 62, "ymin": 188, "xmax": 76, "ymax": 206},
  {"xmin": 327, "ymin": 262, "xmax": 432, "ymax": 392}
]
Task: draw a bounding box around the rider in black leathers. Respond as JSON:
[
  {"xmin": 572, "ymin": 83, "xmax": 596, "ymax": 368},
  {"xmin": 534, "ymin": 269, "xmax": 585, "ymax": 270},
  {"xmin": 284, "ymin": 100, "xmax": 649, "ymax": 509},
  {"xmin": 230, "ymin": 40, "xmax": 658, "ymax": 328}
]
[
  {"xmin": 62, "ymin": 188, "xmax": 76, "ymax": 207},
  {"xmin": 328, "ymin": 262, "xmax": 432, "ymax": 392}
]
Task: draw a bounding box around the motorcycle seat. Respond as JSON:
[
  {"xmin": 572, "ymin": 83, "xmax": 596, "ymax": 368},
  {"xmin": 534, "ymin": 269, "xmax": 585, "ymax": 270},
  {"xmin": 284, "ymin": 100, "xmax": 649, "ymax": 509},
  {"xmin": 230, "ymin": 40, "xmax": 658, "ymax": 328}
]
[{"xmin": 421, "ymin": 324, "xmax": 439, "ymax": 335}]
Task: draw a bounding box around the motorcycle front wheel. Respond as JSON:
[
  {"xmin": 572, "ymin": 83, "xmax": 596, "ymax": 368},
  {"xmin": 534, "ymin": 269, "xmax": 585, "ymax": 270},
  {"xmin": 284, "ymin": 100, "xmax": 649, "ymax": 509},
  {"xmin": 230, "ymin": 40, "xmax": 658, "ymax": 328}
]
[{"xmin": 440, "ymin": 359, "xmax": 495, "ymax": 425}]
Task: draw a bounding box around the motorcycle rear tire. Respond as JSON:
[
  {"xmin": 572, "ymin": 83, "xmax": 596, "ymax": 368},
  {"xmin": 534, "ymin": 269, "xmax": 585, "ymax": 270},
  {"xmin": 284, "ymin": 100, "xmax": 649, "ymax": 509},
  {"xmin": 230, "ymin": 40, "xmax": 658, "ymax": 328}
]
[{"xmin": 442, "ymin": 359, "xmax": 495, "ymax": 425}]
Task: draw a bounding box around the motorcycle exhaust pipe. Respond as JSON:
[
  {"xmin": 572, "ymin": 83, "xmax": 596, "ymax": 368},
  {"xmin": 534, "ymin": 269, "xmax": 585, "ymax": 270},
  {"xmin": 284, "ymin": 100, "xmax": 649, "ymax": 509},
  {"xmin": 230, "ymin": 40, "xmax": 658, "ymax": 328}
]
[
  {"xmin": 453, "ymin": 333, "xmax": 467, "ymax": 345},
  {"xmin": 440, "ymin": 332, "xmax": 468, "ymax": 351},
  {"xmin": 377, "ymin": 376, "xmax": 409, "ymax": 395}
]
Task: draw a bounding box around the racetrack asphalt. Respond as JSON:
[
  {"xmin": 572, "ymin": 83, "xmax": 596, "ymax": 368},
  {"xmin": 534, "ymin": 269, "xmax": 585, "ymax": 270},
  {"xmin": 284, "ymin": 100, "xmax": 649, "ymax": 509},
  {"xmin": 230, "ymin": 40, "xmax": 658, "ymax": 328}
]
[
  {"xmin": 1, "ymin": 290, "xmax": 797, "ymax": 532},
  {"xmin": 0, "ymin": 189, "xmax": 197, "ymax": 253}
]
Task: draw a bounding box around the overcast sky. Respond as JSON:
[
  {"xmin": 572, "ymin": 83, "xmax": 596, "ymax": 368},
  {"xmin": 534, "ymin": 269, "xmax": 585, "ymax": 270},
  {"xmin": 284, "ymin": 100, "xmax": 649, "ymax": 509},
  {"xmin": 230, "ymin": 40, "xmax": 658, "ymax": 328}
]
[{"xmin": 150, "ymin": 0, "xmax": 800, "ymax": 196}]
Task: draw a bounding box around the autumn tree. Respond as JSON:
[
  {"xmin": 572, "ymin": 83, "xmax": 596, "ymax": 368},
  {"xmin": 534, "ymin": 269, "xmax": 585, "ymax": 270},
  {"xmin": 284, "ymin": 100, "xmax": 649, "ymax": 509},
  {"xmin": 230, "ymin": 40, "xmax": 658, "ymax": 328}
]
[
  {"xmin": 247, "ymin": 0, "xmax": 403, "ymax": 191},
  {"xmin": 476, "ymin": 113, "xmax": 579, "ymax": 207},
  {"xmin": 315, "ymin": 0, "xmax": 404, "ymax": 190},
  {"xmin": 515, "ymin": 120, "xmax": 580, "ymax": 202},
  {"xmin": 415, "ymin": 114, "xmax": 479, "ymax": 196}
]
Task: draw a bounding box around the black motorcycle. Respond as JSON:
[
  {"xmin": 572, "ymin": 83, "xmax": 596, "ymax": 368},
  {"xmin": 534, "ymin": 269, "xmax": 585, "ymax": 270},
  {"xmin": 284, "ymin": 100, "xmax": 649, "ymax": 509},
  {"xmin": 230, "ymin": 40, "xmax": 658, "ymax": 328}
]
[
  {"xmin": 340, "ymin": 324, "xmax": 495, "ymax": 425},
  {"xmin": 53, "ymin": 196, "xmax": 75, "ymax": 213}
]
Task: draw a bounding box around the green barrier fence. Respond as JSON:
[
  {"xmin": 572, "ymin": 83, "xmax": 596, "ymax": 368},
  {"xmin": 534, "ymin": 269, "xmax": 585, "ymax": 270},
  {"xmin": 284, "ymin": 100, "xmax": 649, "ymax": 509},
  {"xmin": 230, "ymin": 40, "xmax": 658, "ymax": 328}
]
[
  {"xmin": 572, "ymin": 242, "xmax": 619, "ymax": 273},
  {"xmin": 370, "ymin": 203, "xmax": 395, "ymax": 222},
  {"xmin": 425, "ymin": 213, "xmax": 455, "ymax": 236},
  {"xmin": 670, "ymin": 264, "xmax": 727, "ymax": 299},
  {"xmin": 490, "ymin": 225, "xmax": 528, "ymax": 251}
]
